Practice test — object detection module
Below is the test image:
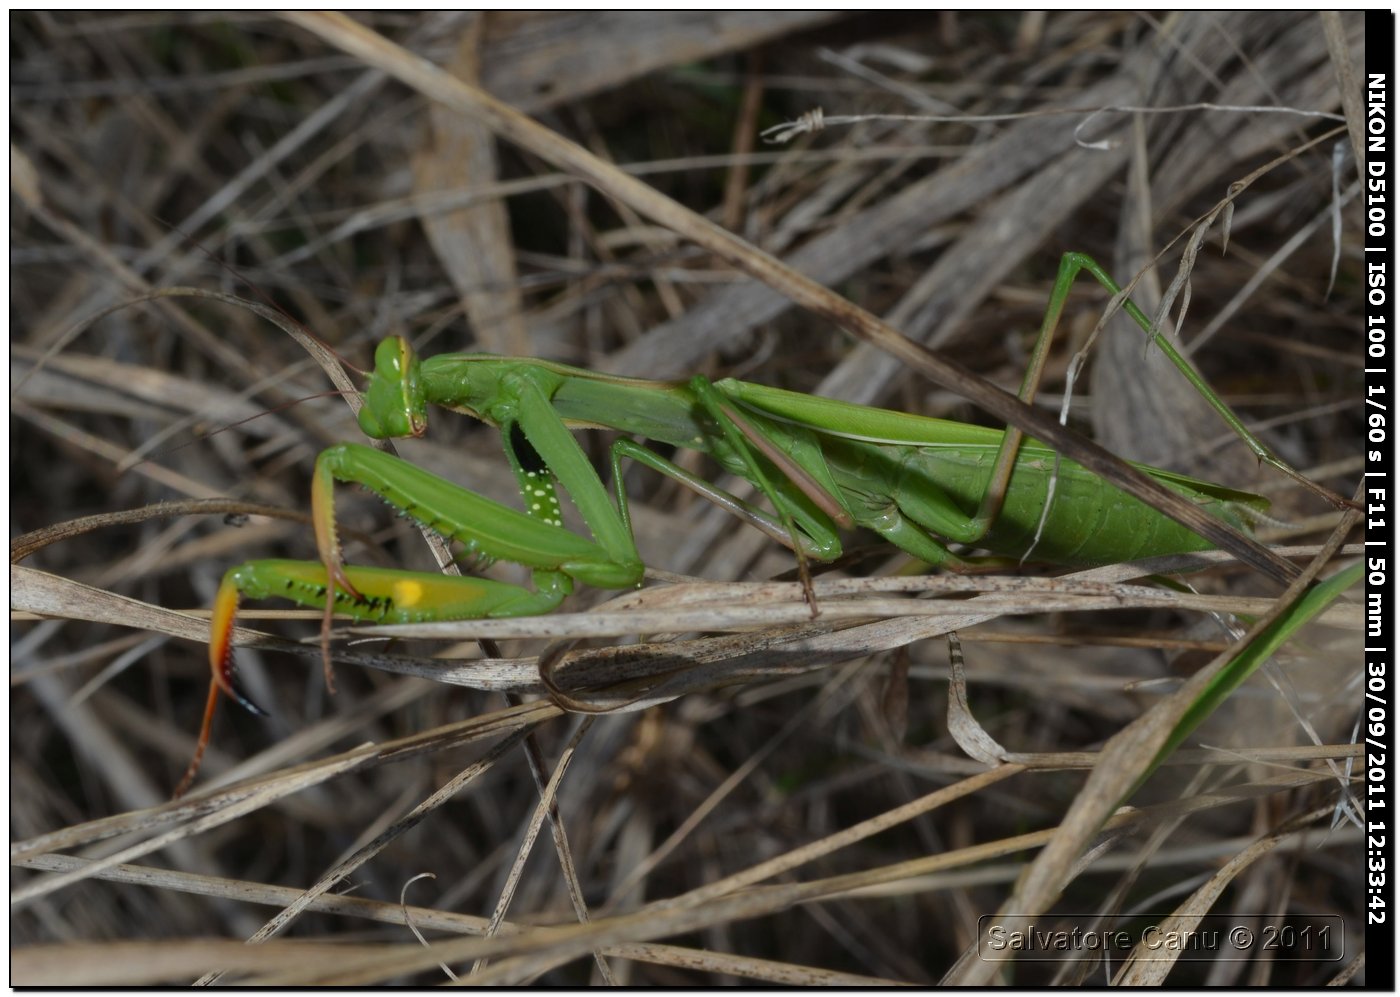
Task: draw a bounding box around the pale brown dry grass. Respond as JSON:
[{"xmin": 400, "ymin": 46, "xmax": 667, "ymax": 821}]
[{"xmin": 12, "ymin": 11, "xmax": 1365, "ymax": 985}]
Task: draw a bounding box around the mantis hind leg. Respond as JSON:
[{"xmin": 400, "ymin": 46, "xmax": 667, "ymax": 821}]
[
  {"xmin": 855, "ymin": 503, "xmax": 969, "ymax": 569},
  {"xmin": 968, "ymin": 251, "xmax": 1353, "ymax": 547},
  {"xmin": 682, "ymin": 375, "xmax": 856, "ymax": 612}
]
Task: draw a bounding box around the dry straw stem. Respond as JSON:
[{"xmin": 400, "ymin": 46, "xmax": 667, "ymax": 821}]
[
  {"xmin": 12, "ymin": 11, "xmax": 1363, "ymax": 986},
  {"xmin": 15, "ymin": 554, "xmax": 1362, "ymax": 708},
  {"xmin": 15, "ymin": 737, "xmax": 1359, "ymax": 975},
  {"xmin": 12, "ymin": 768, "xmax": 1355, "ymax": 985},
  {"xmin": 1111, "ymin": 802, "xmax": 1342, "ymax": 985}
]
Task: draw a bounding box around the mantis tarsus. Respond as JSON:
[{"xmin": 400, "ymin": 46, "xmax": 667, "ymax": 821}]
[{"xmin": 178, "ymin": 252, "xmax": 1340, "ymax": 797}]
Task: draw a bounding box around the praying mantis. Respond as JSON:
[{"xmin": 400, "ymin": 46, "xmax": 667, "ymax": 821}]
[{"xmin": 179, "ymin": 252, "xmax": 1345, "ymax": 796}]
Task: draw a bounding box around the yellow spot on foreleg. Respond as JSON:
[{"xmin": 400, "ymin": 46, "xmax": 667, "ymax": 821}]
[{"xmin": 393, "ymin": 579, "xmax": 425, "ymax": 607}]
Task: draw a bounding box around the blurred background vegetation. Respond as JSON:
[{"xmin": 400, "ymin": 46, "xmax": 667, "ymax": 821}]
[{"xmin": 11, "ymin": 11, "xmax": 1365, "ymax": 985}]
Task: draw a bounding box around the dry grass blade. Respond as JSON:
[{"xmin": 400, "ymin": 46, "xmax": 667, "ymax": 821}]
[
  {"xmin": 413, "ymin": 16, "xmax": 529, "ymax": 358},
  {"xmin": 12, "ymin": 12, "xmax": 1364, "ymax": 985},
  {"xmin": 1112, "ymin": 803, "xmax": 1339, "ymax": 985},
  {"xmin": 12, "ymin": 746, "xmax": 378, "ymax": 908}
]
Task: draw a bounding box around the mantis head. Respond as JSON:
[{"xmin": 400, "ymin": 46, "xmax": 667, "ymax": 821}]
[{"xmin": 358, "ymin": 336, "xmax": 428, "ymax": 439}]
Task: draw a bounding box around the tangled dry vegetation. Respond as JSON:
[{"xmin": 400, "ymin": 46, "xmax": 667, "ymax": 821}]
[{"xmin": 12, "ymin": 11, "xmax": 1366, "ymax": 985}]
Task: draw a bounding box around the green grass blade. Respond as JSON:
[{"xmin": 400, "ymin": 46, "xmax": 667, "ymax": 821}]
[{"xmin": 1152, "ymin": 560, "xmax": 1363, "ymax": 773}]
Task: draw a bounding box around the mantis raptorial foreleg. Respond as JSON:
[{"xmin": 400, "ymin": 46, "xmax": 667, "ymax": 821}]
[
  {"xmin": 306, "ymin": 376, "xmax": 648, "ymax": 668},
  {"xmin": 184, "ymin": 373, "xmax": 645, "ymax": 794},
  {"xmin": 181, "ymin": 559, "xmax": 568, "ymax": 797},
  {"xmin": 187, "ymin": 360, "xmax": 847, "ymax": 793}
]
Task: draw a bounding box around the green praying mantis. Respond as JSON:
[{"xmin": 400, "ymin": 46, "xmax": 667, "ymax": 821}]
[{"xmin": 180, "ymin": 252, "xmax": 1349, "ymax": 796}]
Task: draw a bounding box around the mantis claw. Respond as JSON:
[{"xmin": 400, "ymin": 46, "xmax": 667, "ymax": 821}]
[
  {"xmin": 210, "ymin": 578, "xmax": 269, "ymax": 721},
  {"xmin": 209, "ymin": 573, "xmax": 267, "ymax": 716},
  {"xmin": 178, "ymin": 571, "xmax": 271, "ymax": 797},
  {"xmin": 223, "ymin": 671, "xmax": 269, "ymax": 719}
]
